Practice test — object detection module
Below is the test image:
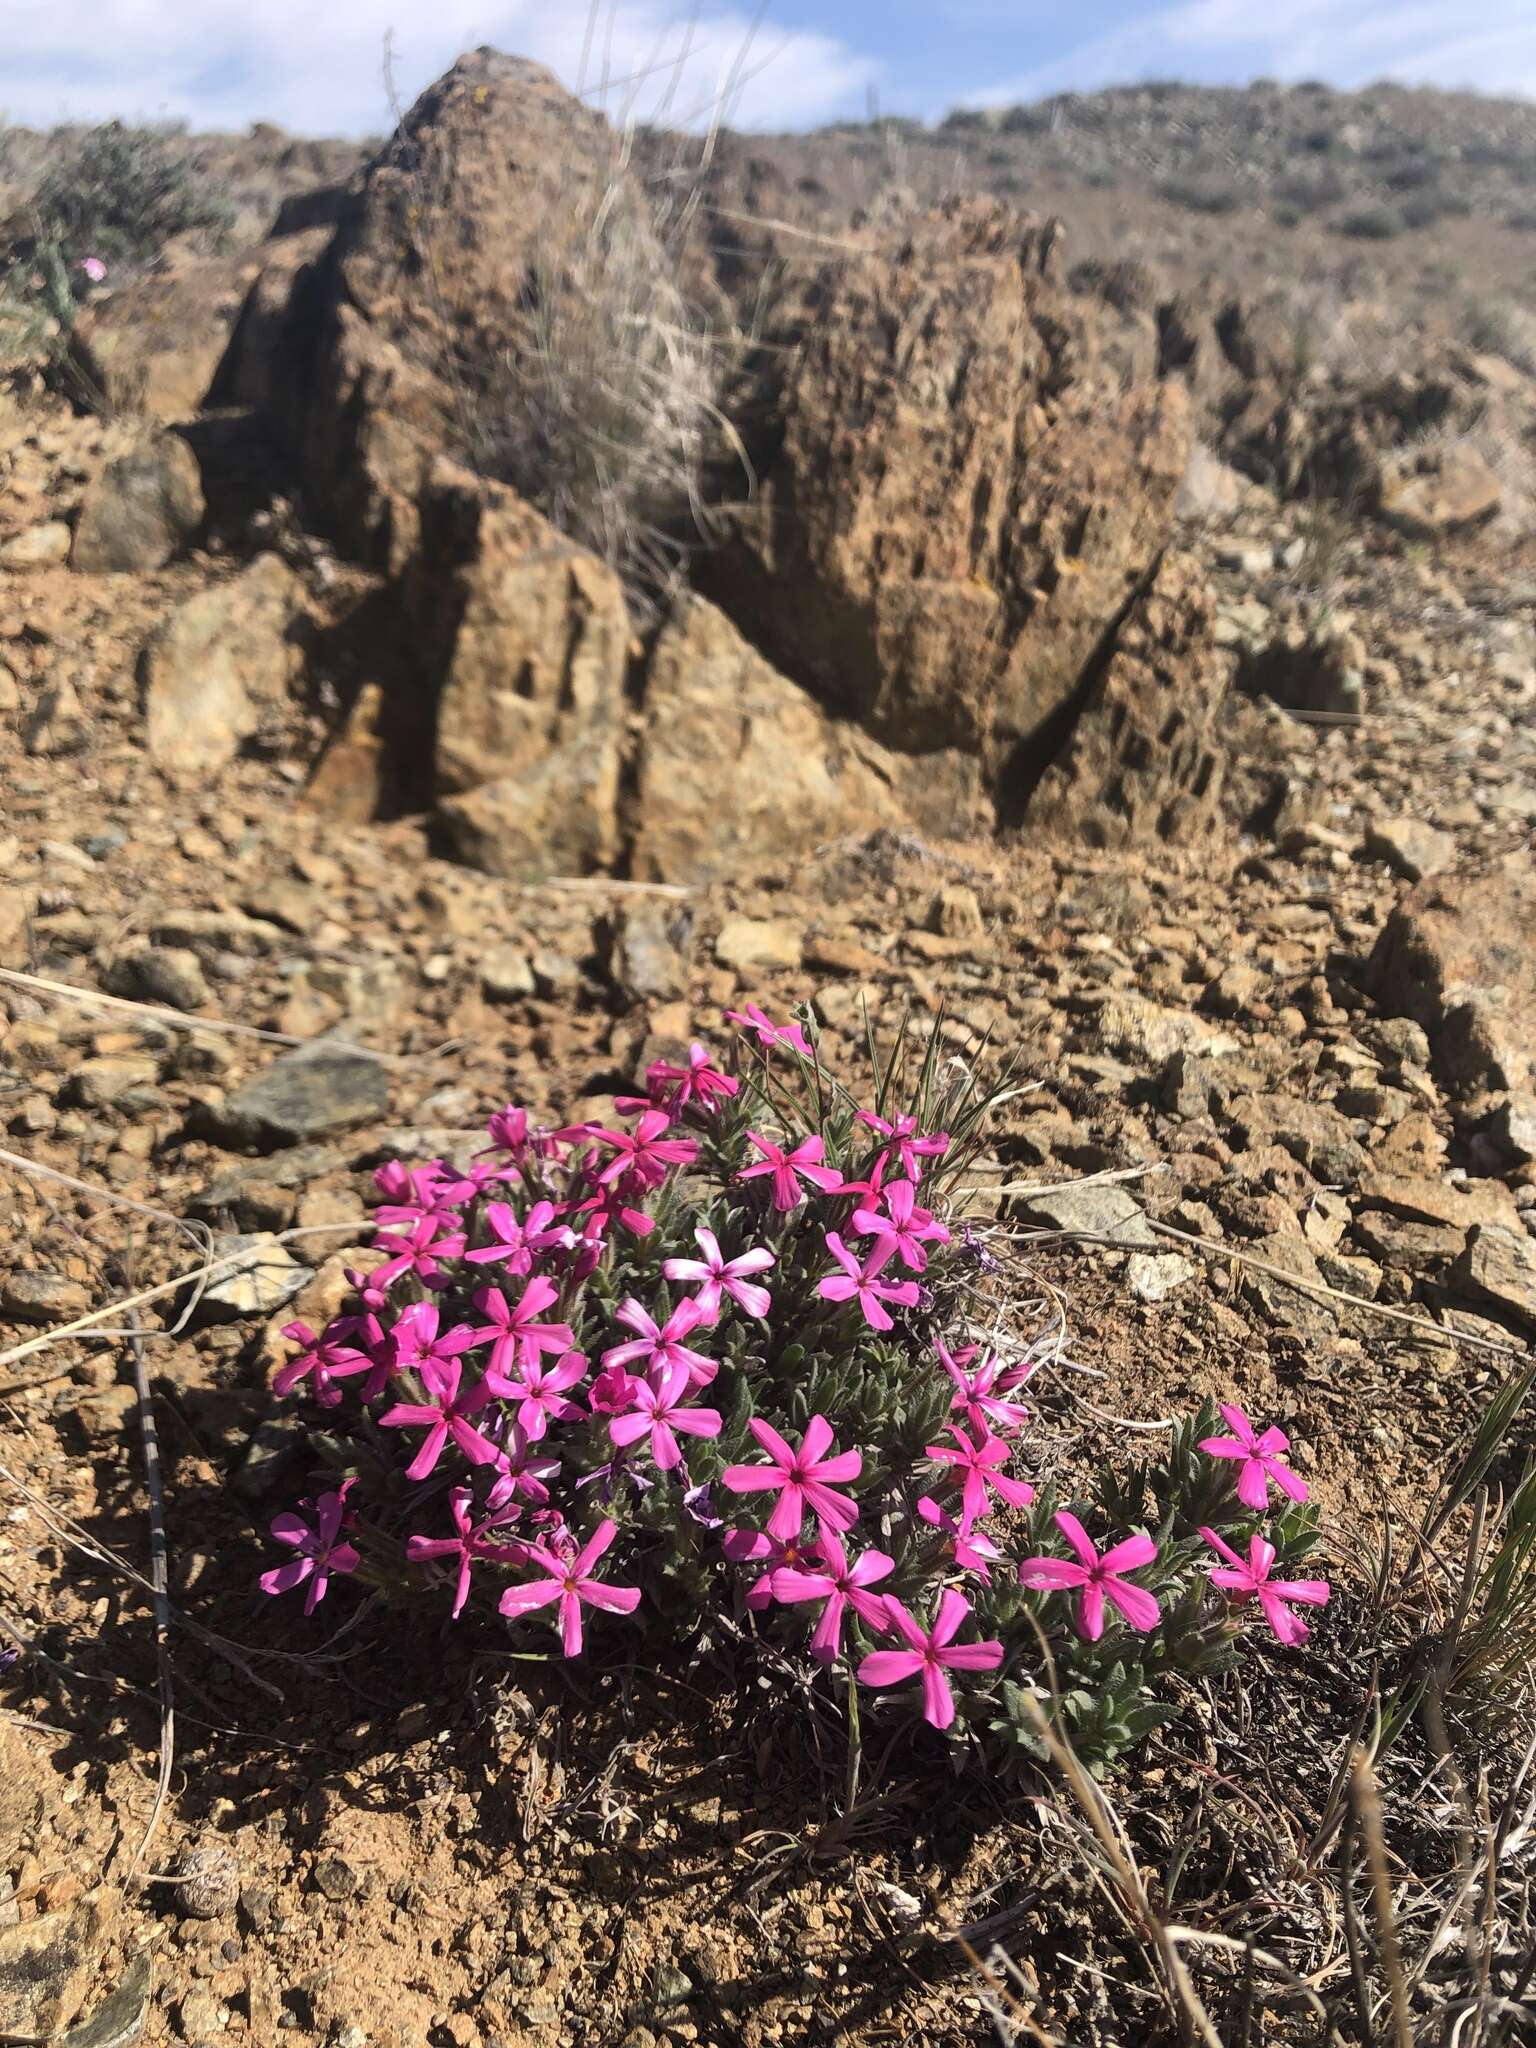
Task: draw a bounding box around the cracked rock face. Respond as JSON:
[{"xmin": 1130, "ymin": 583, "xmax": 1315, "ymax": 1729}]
[{"xmin": 704, "ymin": 197, "xmax": 1190, "ymax": 788}]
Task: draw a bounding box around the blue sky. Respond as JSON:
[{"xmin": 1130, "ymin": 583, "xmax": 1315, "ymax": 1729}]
[{"xmin": 4, "ymin": 3, "xmax": 1534, "ymax": 136}]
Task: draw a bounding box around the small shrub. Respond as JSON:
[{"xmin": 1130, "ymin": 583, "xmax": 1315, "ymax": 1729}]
[
  {"xmin": 28, "ymin": 120, "xmax": 231, "ymax": 271},
  {"xmin": 1156, "ymin": 173, "xmax": 1244, "ymax": 215},
  {"xmin": 258, "ymin": 1004, "xmax": 1328, "ymax": 1776},
  {"xmin": 1332, "ymin": 203, "xmax": 1407, "ymax": 240}
]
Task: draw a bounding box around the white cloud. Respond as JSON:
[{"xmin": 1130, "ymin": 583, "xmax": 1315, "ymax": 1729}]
[
  {"xmin": 4, "ymin": 2, "xmax": 878, "ymax": 137},
  {"xmin": 972, "ymin": 0, "xmax": 1536, "ymax": 105}
]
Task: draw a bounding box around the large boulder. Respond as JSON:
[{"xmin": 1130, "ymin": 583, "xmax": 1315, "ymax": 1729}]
[
  {"xmin": 706, "ymin": 198, "xmax": 1190, "ymax": 788},
  {"xmin": 247, "ymin": 51, "xmax": 656, "ymax": 574},
  {"xmin": 418, "ymin": 463, "xmax": 630, "ymax": 878},
  {"xmin": 630, "ymin": 597, "xmax": 987, "ymax": 884},
  {"xmin": 1023, "ymin": 551, "xmax": 1228, "ymax": 846},
  {"xmin": 142, "ymin": 552, "xmax": 304, "ymax": 775},
  {"xmin": 71, "ymin": 430, "xmax": 204, "ymax": 573}
]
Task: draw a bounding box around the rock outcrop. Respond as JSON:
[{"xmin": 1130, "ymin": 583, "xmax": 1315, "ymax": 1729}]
[
  {"xmin": 142, "ymin": 553, "xmax": 304, "ymax": 775},
  {"xmin": 418, "ymin": 464, "xmax": 630, "ymax": 880},
  {"xmin": 1368, "ymin": 858, "xmax": 1536, "ymax": 1134},
  {"xmin": 708, "ymin": 199, "xmax": 1190, "ymax": 794},
  {"xmin": 1022, "ymin": 551, "xmax": 1228, "ymax": 846},
  {"xmin": 247, "ymin": 50, "xmax": 656, "ymax": 575},
  {"xmin": 71, "ymin": 430, "xmax": 204, "ymax": 573},
  {"xmin": 630, "ymin": 597, "xmax": 988, "ymax": 884}
]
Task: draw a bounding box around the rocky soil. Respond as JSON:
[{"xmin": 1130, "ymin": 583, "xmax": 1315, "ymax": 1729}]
[{"xmin": 1, "ymin": 54, "xmax": 1535, "ymax": 2048}]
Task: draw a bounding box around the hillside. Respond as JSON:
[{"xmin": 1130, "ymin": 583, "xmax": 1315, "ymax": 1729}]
[{"xmin": 1, "ymin": 57, "xmax": 1534, "ymax": 2048}]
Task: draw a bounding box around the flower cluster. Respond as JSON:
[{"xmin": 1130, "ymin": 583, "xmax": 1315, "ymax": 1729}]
[{"xmin": 260, "ymin": 1005, "xmax": 1329, "ymax": 1768}]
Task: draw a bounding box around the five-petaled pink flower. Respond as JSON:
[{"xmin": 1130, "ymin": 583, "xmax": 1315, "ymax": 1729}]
[
  {"xmin": 272, "ymin": 1320, "xmax": 371, "ymax": 1407},
  {"xmin": 260, "ymin": 1484, "xmax": 358, "ymax": 1614},
  {"xmin": 737, "ymin": 1130, "xmax": 844, "ymax": 1211},
  {"xmin": 465, "ymin": 1199, "xmax": 569, "ymax": 1273},
  {"xmin": 602, "ymin": 1296, "xmax": 716, "ymax": 1389},
  {"xmin": 373, "ymin": 1158, "xmax": 476, "ymax": 1228},
  {"xmin": 663, "ymin": 1227, "xmax": 774, "ymax": 1322},
  {"xmin": 498, "ymin": 1518, "xmax": 641, "ymax": 1655},
  {"xmin": 857, "ymin": 1110, "xmax": 950, "ymax": 1181},
  {"xmin": 722, "ymin": 1416, "xmax": 862, "ymax": 1541},
  {"xmin": 620, "ymin": 1043, "xmax": 740, "ymax": 1119},
  {"xmin": 472, "ymin": 1277, "xmax": 575, "ymax": 1378},
  {"xmin": 484, "ymin": 1347, "xmax": 588, "ymax": 1441},
  {"xmin": 370, "ymin": 1213, "xmax": 467, "ymax": 1288},
  {"xmin": 588, "ymin": 1110, "xmax": 699, "ymax": 1189},
  {"xmin": 924, "ymin": 1425, "xmax": 1035, "ymax": 1528},
  {"xmin": 936, "ymin": 1340, "xmax": 1033, "ymax": 1437},
  {"xmin": 388, "ymin": 1301, "xmax": 482, "ymax": 1380},
  {"xmin": 849, "ymin": 1178, "xmax": 951, "ymax": 1272},
  {"xmin": 1018, "ymin": 1511, "xmax": 1161, "ymax": 1642},
  {"xmin": 725, "ymin": 1003, "xmax": 814, "ymax": 1057},
  {"xmin": 817, "ymin": 1231, "xmax": 921, "ymax": 1332},
  {"xmin": 722, "ymin": 1527, "xmax": 817, "ymax": 1610},
  {"xmin": 406, "ymin": 1484, "xmax": 526, "ymax": 1617},
  {"xmin": 608, "ymin": 1363, "xmax": 722, "ymax": 1471},
  {"xmin": 1200, "ymin": 1527, "xmax": 1330, "ymax": 1646},
  {"xmin": 1197, "ymin": 1403, "xmax": 1309, "ymax": 1512},
  {"xmin": 858, "ymin": 1588, "xmax": 1003, "ymax": 1730},
  {"xmin": 379, "ymin": 1358, "xmax": 501, "ymax": 1480},
  {"xmin": 772, "ymin": 1530, "xmax": 894, "ymax": 1663},
  {"xmin": 916, "ymin": 1494, "xmax": 1004, "ymax": 1579}
]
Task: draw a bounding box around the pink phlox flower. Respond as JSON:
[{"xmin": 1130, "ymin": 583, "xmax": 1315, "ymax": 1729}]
[
  {"xmin": 369, "ymin": 1213, "xmax": 467, "ymax": 1289},
  {"xmin": 608, "ymin": 1362, "xmax": 722, "ymax": 1472},
  {"xmin": 587, "ymin": 1361, "xmax": 641, "ymax": 1415},
  {"xmin": 916, "ymin": 1494, "xmax": 1005, "ymax": 1579},
  {"xmin": 388, "ymin": 1300, "xmax": 482, "ymax": 1379},
  {"xmin": 484, "ymin": 1347, "xmax": 588, "ymax": 1441},
  {"xmin": 816, "ymin": 1231, "xmax": 921, "ymax": 1333},
  {"xmin": 406, "ymin": 1484, "xmax": 526, "ymax": 1618},
  {"xmin": 1200, "ymin": 1527, "xmax": 1330, "ymax": 1646},
  {"xmin": 342, "ymin": 1265, "xmax": 391, "ymax": 1314},
  {"xmin": 373, "ymin": 1158, "xmax": 476, "ymax": 1227},
  {"xmin": 465, "ymin": 1198, "xmax": 569, "ymax": 1273},
  {"xmin": 645, "ymin": 1042, "xmax": 740, "ymax": 1117},
  {"xmin": 662, "ymin": 1226, "xmax": 774, "ymax": 1322},
  {"xmin": 924, "ymin": 1424, "xmax": 1036, "ymax": 1527},
  {"xmin": 849, "ymin": 1177, "xmax": 951, "ymax": 1272},
  {"xmin": 588, "ymin": 1109, "xmax": 700, "ymax": 1189},
  {"xmin": 379, "ymin": 1357, "xmax": 501, "ymax": 1481},
  {"xmin": 722, "ymin": 1527, "xmax": 817, "ymax": 1611},
  {"xmin": 1018, "ymin": 1511, "xmax": 1161, "ymax": 1642},
  {"xmin": 327, "ymin": 1301, "xmax": 392, "ymax": 1400},
  {"xmin": 722, "ymin": 1415, "xmax": 862, "ymax": 1541},
  {"xmin": 724, "ymin": 1003, "xmax": 814, "ymax": 1057},
  {"xmin": 471, "ymin": 1277, "xmax": 576, "ymax": 1377},
  {"xmin": 490, "ymin": 1427, "xmax": 559, "ymax": 1507},
  {"xmin": 856, "ymin": 1110, "xmax": 950, "ymax": 1181},
  {"xmin": 260, "ymin": 1481, "xmax": 359, "ymax": 1615},
  {"xmin": 737, "ymin": 1130, "xmax": 844, "ymax": 1211},
  {"xmin": 601, "ymin": 1296, "xmax": 716, "ymax": 1389},
  {"xmin": 79, "ymin": 256, "xmax": 108, "ymax": 283},
  {"xmin": 936, "ymin": 1339, "xmax": 1033, "ymax": 1437},
  {"xmin": 771, "ymin": 1530, "xmax": 895, "ymax": 1663},
  {"xmin": 1197, "ymin": 1403, "xmax": 1309, "ymax": 1512},
  {"xmin": 459, "ymin": 1154, "xmax": 522, "ymax": 1192},
  {"xmin": 497, "ymin": 1517, "xmax": 641, "ymax": 1656},
  {"xmin": 482, "ymin": 1104, "xmax": 563, "ymax": 1162},
  {"xmin": 857, "ymin": 1588, "xmax": 1003, "ymax": 1731},
  {"xmin": 272, "ymin": 1319, "xmax": 371, "ymax": 1407},
  {"xmin": 569, "ymin": 1179, "xmax": 656, "ymax": 1241}
]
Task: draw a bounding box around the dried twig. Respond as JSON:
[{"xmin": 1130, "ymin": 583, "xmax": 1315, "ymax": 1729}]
[{"xmin": 123, "ymin": 1301, "xmax": 173, "ymax": 1886}]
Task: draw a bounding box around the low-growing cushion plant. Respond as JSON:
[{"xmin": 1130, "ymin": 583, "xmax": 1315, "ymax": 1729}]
[{"xmin": 259, "ymin": 1003, "xmax": 1329, "ymax": 1773}]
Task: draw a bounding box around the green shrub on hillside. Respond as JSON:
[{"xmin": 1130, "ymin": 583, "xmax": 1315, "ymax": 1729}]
[{"xmin": 30, "ymin": 121, "xmax": 231, "ymax": 271}]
